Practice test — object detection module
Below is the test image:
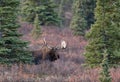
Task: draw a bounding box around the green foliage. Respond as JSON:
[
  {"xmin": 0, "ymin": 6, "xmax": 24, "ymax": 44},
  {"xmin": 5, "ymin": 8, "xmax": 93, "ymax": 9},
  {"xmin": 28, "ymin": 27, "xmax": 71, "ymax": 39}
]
[
  {"xmin": 71, "ymin": 0, "xmax": 96, "ymax": 31},
  {"xmin": 32, "ymin": 14, "xmax": 42, "ymax": 38},
  {"xmin": 84, "ymin": 0, "xmax": 120, "ymax": 67},
  {"xmin": 53, "ymin": 0, "xmax": 74, "ymax": 27},
  {"xmin": 81, "ymin": 0, "xmax": 96, "ymax": 29},
  {"xmin": 0, "ymin": 0, "xmax": 32, "ymax": 64},
  {"xmin": 58, "ymin": 0, "xmax": 64, "ymax": 27},
  {"xmin": 99, "ymin": 50, "xmax": 112, "ymax": 82},
  {"xmin": 21, "ymin": 0, "xmax": 60, "ymax": 26},
  {"xmin": 70, "ymin": 0, "xmax": 87, "ymax": 36}
]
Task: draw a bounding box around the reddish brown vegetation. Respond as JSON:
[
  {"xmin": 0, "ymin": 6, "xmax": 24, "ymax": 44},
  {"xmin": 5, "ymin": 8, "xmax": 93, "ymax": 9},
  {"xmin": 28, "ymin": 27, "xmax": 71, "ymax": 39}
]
[{"xmin": 0, "ymin": 22, "xmax": 119, "ymax": 82}]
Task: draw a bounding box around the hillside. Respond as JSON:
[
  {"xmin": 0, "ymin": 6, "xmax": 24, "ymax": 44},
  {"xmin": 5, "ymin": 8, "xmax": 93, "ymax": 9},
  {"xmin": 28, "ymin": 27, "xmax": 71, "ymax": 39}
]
[{"xmin": 0, "ymin": 22, "xmax": 119, "ymax": 82}]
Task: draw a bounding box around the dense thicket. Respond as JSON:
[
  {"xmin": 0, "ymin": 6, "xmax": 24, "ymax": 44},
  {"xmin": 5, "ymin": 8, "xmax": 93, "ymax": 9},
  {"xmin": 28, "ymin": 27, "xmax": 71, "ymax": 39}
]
[
  {"xmin": 21, "ymin": 0, "xmax": 60, "ymax": 25},
  {"xmin": 0, "ymin": 0, "xmax": 32, "ymax": 64},
  {"xmin": 85, "ymin": 0, "xmax": 120, "ymax": 67}
]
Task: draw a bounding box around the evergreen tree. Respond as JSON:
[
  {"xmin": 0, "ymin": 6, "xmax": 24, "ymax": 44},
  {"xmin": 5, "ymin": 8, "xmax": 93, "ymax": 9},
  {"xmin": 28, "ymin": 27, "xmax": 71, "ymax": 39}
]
[
  {"xmin": 71, "ymin": 0, "xmax": 96, "ymax": 33},
  {"xmin": 21, "ymin": 0, "xmax": 60, "ymax": 25},
  {"xmin": 32, "ymin": 14, "xmax": 42, "ymax": 38},
  {"xmin": 81, "ymin": 0, "xmax": 96, "ymax": 29},
  {"xmin": 99, "ymin": 49, "xmax": 111, "ymax": 82},
  {"xmin": 84, "ymin": 0, "xmax": 120, "ymax": 67},
  {"xmin": 70, "ymin": 0, "xmax": 87, "ymax": 36},
  {"xmin": 0, "ymin": 0, "xmax": 32, "ymax": 64},
  {"xmin": 21, "ymin": 0, "xmax": 36, "ymax": 23},
  {"xmin": 54, "ymin": 0, "xmax": 73, "ymax": 27},
  {"xmin": 58, "ymin": 0, "xmax": 64, "ymax": 27}
]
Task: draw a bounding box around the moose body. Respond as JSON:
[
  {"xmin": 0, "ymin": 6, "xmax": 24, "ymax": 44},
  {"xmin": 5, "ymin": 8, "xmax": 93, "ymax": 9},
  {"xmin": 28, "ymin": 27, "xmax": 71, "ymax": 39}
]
[
  {"xmin": 31, "ymin": 38, "xmax": 66, "ymax": 65},
  {"xmin": 32, "ymin": 45, "xmax": 60, "ymax": 65}
]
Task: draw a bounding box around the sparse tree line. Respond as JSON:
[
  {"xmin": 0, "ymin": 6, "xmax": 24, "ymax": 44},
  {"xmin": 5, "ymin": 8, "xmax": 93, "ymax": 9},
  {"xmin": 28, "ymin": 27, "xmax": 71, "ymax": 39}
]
[{"xmin": 0, "ymin": 0, "xmax": 120, "ymax": 81}]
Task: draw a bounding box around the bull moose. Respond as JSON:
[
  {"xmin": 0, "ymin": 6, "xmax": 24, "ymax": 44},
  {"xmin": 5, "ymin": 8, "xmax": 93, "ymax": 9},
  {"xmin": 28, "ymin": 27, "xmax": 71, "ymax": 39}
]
[{"xmin": 31, "ymin": 38, "xmax": 67, "ymax": 65}]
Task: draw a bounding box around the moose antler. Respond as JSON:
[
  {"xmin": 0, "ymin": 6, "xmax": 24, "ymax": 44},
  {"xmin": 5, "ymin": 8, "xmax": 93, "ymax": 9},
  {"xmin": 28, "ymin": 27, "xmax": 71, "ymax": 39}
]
[
  {"xmin": 43, "ymin": 38, "xmax": 52, "ymax": 49},
  {"xmin": 61, "ymin": 40, "xmax": 67, "ymax": 49},
  {"xmin": 42, "ymin": 38, "xmax": 67, "ymax": 50},
  {"xmin": 43, "ymin": 37, "xmax": 47, "ymax": 45}
]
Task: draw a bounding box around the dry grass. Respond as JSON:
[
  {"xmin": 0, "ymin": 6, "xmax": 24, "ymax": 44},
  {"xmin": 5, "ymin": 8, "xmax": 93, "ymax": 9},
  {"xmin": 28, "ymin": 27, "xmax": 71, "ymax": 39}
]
[
  {"xmin": 0, "ymin": 22, "xmax": 120, "ymax": 82},
  {"xmin": 0, "ymin": 64, "xmax": 120, "ymax": 82}
]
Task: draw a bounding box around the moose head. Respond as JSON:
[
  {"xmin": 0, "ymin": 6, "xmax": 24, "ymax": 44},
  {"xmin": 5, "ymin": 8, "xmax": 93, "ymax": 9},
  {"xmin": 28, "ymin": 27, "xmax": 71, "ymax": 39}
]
[{"xmin": 31, "ymin": 38, "xmax": 67, "ymax": 65}]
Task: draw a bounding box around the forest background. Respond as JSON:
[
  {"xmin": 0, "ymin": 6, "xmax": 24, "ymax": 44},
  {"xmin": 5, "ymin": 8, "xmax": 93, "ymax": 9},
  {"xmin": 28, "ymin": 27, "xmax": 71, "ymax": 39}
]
[{"xmin": 0, "ymin": 0, "xmax": 120, "ymax": 82}]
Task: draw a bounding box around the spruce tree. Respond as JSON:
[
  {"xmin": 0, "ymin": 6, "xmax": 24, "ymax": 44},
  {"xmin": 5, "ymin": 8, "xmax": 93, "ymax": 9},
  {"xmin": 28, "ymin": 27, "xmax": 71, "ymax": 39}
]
[
  {"xmin": 0, "ymin": 0, "xmax": 32, "ymax": 64},
  {"xmin": 99, "ymin": 49, "xmax": 111, "ymax": 82},
  {"xmin": 70, "ymin": 0, "xmax": 87, "ymax": 36},
  {"xmin": 58, "ymin": 0, "xmax": 64, "ymax": 27},
  {"xmin": 32, "ymin": 14, "xmax": 42, "ymax": 38},
  {"xmin": 21, "ymin": 0, "xmax": 60, "ymax": 25},
  {"xmin": 84, "ymin": 0, "xmax": 120, "ymax": 67},
  {"xmin": 70, "ymin": 0, "xmax": 96, "ymax": 33},
  {"xmin": 81, "ymin": 0, "xmax": 96, "ymax": 29},
  {"xmin": 21, "ymin": 0, "xmax": 36, "ymax": 23}
]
